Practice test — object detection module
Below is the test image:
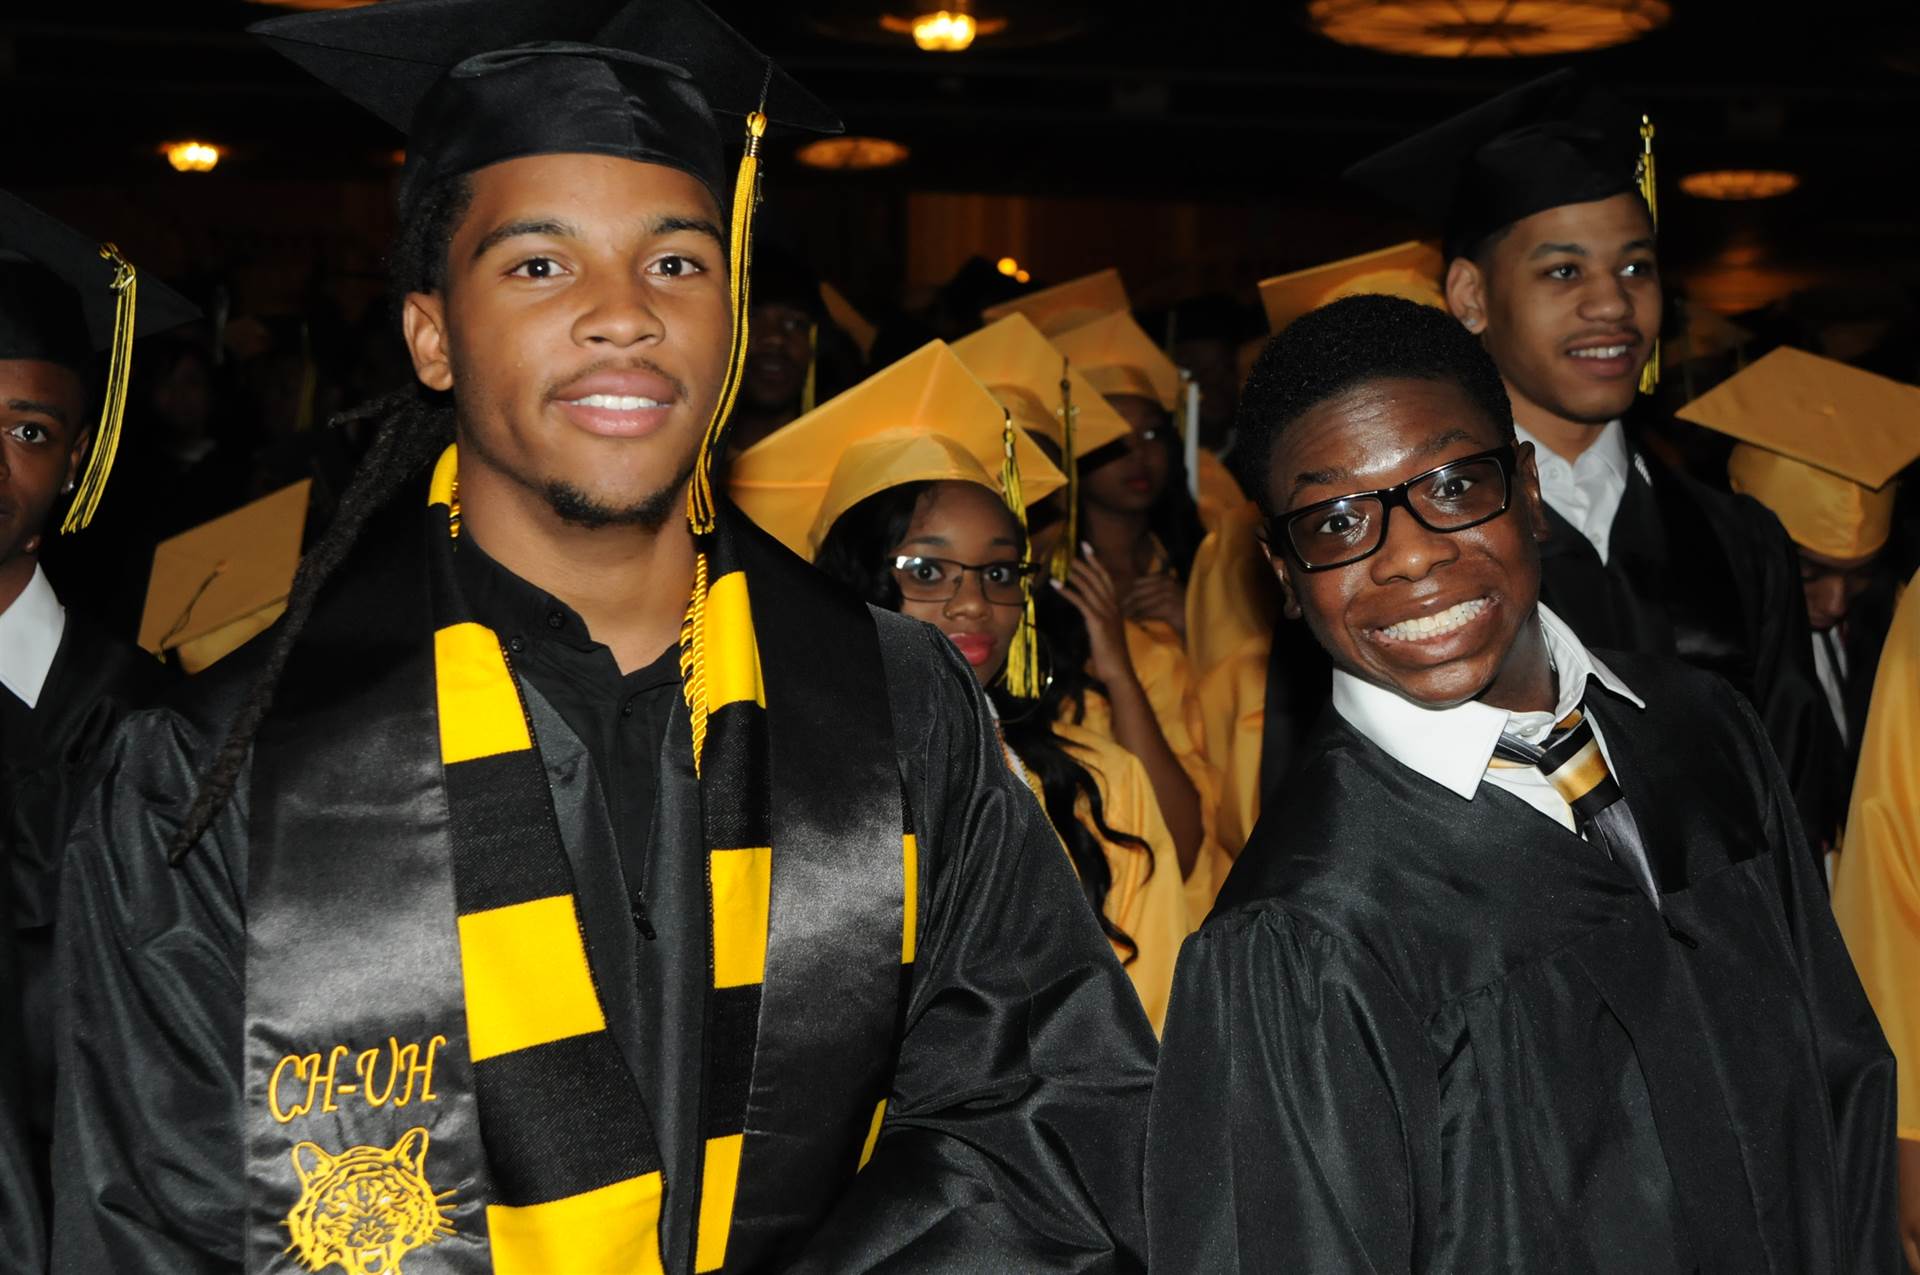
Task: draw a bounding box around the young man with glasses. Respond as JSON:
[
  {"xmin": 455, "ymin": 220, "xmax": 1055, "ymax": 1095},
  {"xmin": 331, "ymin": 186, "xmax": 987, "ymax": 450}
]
[{"xmin": 1145, "ymin": 295, "xmax": 1898, "ymax": 1273}]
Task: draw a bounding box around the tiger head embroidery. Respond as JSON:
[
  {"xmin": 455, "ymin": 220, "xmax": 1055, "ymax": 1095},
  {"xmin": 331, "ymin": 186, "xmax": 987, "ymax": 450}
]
[{"xmin": 284, "ymin": 1127, "xmax": 454, "ymax": 1275}]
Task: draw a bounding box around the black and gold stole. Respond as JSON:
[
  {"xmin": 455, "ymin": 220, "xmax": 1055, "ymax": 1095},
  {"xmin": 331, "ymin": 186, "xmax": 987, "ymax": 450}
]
[{"xmin": 245, "ymin": 447, "xmax": 915, "ymax": 1273}]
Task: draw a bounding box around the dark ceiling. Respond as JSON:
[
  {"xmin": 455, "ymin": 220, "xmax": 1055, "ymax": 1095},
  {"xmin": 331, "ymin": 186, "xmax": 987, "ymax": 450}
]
[{"xmin": 7, "ymin": 2, "xmax": 1920, "ymax": 315}]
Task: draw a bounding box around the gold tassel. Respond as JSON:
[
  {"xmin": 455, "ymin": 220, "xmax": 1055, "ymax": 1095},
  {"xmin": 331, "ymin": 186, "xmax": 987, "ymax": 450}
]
[
  {"xmin": 1637, "ymin": 113, "xmax": 1661, "ymax": 396},
  {"xmin": 800, "ymin": 322, "xmax": 818, "ymax": 415},
  {"xmin": 686, "ymin": 107, "xmax": 769, "ymax": 535},
  {"xmin": 1048, "ymin": 357, "xmax": 1078, "ymax": 583},
  {"xmin": 60, "ymin": 244, "xmax": 137, "ymax": 533},
  {"xmin": 999, "ymin": 407, "xmax": 1040, "ymax": 699},
  {"xmin": 679, "ymin": 548, "xmax": 712, "ymax": 774}
]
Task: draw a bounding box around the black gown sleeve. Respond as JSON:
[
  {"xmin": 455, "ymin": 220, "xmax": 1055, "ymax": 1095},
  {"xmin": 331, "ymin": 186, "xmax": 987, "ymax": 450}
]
[
  {"xmin": 789, "ymin": 621, "xmax": 1159, "ymax": 1274},
  {"xmin": 49, "ymin": 709, "xmax": 246, "ymax": 1275},
  {"xmin": 0, "ymin": 845, "xmax": 47, "ymax": 1270},
  {"xmin": 1145, "ymin": 906, "xmax": 1441, "ymax": 1274},
  {"xmin": 1731, "ymin": 685, "xmax": 1900, "ymax": 1271}
]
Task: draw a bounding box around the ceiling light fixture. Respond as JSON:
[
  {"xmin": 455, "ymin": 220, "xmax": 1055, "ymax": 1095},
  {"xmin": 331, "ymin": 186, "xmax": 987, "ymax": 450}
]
[
  {"xmin": 880, "ymin": 8, "xmax": 1009, "ymax": 52},
  {"xmin": 1307, "ymin": 0, "xmax": 1670, "ymax": 57},
  {"xmin": 795, "ymin": 136, "xmax": 912, "ymax": 171},
  {"xmin": 1678, "ymin": 170, "xmax": 1802, "ymax": 201},
  {"xmin": 913, "ymin": 9, "xmax": 976, "ymax": 51},
  {"xmin": 163, "ymin": 141, "xmax": 223, "ymax": 173}
]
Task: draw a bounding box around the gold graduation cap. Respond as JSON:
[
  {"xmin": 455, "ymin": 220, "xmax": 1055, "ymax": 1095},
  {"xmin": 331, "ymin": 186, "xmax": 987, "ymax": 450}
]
[
  {"xmin": 139, "ymin": 480, "xmax": 311, "ymax": 674},
  {"xmin": 1052, "ymin": 310, "xmax": 1183, "ymax": 412},
  {"xmin": 981, "ymin": 268, "xmax": 1131, "ymax": 336},
  {"xmin": 950, "ymin": 314, "xmax": 1132, "ymax": 456},
  {"xmin": 1677, "ymin": 347, "xmax": 1920, "ymax": 561},
  {"xmin": 727, "ymin": 339, "xmax": 1065, "ymax": 558},
  {"xmin": 951, "ymin": 313, "xmax": 1132, "ymax": 581},
  {"xmin": 1257, "ymin": 241, "xmax": 1446, "ymax": 333}
]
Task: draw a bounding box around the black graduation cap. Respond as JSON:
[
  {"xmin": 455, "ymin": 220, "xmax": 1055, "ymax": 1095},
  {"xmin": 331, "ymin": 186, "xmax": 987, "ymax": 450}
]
[
  {"xmin": 0, "ymin": 189, "xmax": 198, "ymax": 369},
  {"xmin": 1344, "ymin": 69, "xmax": 1649, "ymax": 262},
  {"xmin": 0, "ymin": 188, "xmax": 200, "ymax": 531},
  {"xmin": 251, "ymin": 0, "xmax": 842, "ymax": 220}
]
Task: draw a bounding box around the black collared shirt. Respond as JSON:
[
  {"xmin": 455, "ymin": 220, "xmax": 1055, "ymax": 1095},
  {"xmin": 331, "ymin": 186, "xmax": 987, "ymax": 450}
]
[{"xmin": 453, "ymin": 537, "xmax": 681, "ymax": 902}]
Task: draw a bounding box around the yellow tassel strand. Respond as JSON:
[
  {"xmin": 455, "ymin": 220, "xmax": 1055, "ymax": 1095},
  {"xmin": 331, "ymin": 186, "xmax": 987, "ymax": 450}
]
[
  {"xmin": 686, "ymin": 108, "xmax": 769, "ymax": 536},
  {"xmin": 60, "ymin": 244, "xmax": 137, "ymax": 533},
  {"xmin": 1048, "ymin": 357, "xmax": 1079, "ymax": 584},
  {"xmin": 998, "ymin": 407, "xmax": 1041, "ymax": 699},
  {"xmin": 679, "ymin": 548, "xmax": 712, "ymax": 774},
  {"xmin": 1637, "ymin": 113, "xmax": 1661, "ymax": 396},
  {"xmin": 800, "ymin": 322, "xmax": 819, "ymax": 415},
  {"xmin": 680, "ymin": 94, "xmax": 770, "ymax": 770}
]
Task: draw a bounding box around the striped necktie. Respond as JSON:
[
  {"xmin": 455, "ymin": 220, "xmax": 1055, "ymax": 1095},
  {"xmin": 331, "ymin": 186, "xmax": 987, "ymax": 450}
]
[{"xmin": 1492, "ymin": 704, "xmax": 1646, "ymax": 879}]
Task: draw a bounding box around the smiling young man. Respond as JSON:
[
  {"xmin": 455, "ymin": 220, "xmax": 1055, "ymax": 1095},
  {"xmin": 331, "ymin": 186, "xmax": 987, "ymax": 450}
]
[
  {"xmin": 1347, "ymin": 70, "xmax": 1843, "ymax": 853},
  {"xmin": 1145, "ymin": 295, "xmax": 1898, "ymax": 1274},
  {"xmin": 49, "ymin": 2, "xmax": 1154, "ymax": 1272}
]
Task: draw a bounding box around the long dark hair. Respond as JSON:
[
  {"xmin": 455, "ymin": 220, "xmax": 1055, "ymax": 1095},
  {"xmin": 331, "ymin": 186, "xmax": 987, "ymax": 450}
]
[
  {"xmin": 816, "ymin": 482, "xmax": 1152, "ymax": 961},
  {"xmin": 169, "ymin": 175, "xmax": 474, "ymax": 862}
]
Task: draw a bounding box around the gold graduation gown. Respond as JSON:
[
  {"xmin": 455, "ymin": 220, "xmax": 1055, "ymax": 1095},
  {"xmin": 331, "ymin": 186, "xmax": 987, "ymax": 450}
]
[
  {"xmin": 1008, "ymin": 719, "xmax": 1195, "ymax": 1035},
  {"xmin": 1832, "ymin": 569, "xmax": 1920, "ymax": 1142},
  {"xmin": 1075, "ymin": 619, "xmax": 1231, "ymax": 925},
  {"xmin": 1182, "ymin": 494, "xmax": 1278, "ymax": 856}
]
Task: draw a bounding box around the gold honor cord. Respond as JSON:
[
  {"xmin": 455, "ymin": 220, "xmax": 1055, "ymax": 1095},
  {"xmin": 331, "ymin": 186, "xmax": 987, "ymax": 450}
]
[
  {"xmin": 1637, "ymin": 114, "xmax": 1661, "ymax": 396},
  {"xmin": 60, "ymin": 244, "xmax": 137, "ymax": 533},
  {"xmin": 1048, "ymin": 358, "xmax": 1079, "ymax": 584},
  {"xmin": 680, "ymin": 548, "xmax": 712, "ymax": 772},
  {"xmin": 687, "ymin": 107, "xmax": 769, "ymax": 537},
  {"xmin": 999, "ymin": 406, "xmax": 1041, "ymax": 699}
]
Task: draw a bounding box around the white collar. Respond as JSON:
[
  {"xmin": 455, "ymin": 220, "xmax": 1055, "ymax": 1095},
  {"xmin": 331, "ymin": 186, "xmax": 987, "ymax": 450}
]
[
  {"xmin": 0, "ymin": 564, "xmax": 67, "ymax": 710},
  {"xmin": 1330, "ymin": 603, "xmax": 1643, "ymax": 801},
  {"xmin": 1514, "ymin": 418, "xmax": 1630, "ymax": 479}
]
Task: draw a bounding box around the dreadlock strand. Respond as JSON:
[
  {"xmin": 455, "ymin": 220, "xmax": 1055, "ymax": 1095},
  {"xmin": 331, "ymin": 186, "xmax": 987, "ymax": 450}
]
[{"xmin": 168, "ymin": 390, "xmax": 455, "ymax": 864}]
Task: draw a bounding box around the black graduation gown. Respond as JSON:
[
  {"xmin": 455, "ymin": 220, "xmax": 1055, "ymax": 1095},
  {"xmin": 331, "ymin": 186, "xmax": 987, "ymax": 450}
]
[
  {"xmin": 0, "ymin": 846, "xmax": 43, "ymax": 1269},
  {"xmin": 47, "ymin": 512, "xmax": 1157, "ymax": 1274},
  {"xmin": 1146, "ymin": 651, "xmax": 1898, "ymax": 1274},
  {"xmin": 1534, "ymin": 441, "xmax": 1843, "ymax": 848},
  {"xmin": 0, "ymin": 604, "xmax": 168, "ymax": 1267}
]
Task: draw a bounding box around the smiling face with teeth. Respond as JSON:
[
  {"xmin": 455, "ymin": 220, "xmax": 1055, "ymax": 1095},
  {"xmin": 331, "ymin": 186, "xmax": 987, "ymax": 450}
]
[
  {"xmin": 1264, "ymin": 375, "xmax": 1556, "ymax": 712},
  {"xmin": 1444, "ymin": 193, "xmax": 1659, "ymax": 446},
  {"xmin": 402, "ymin": 152, "xmax": 732, "ymax": 535}
]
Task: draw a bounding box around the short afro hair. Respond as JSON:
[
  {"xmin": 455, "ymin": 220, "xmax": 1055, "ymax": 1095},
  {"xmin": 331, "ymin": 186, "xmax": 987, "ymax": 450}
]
[{"xmin": 1235, "ymin": 294, "xmax": 1513, "ymax": 514}]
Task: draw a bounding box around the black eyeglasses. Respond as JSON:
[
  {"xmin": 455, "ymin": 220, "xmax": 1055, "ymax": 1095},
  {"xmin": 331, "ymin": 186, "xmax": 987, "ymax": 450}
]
[
  {"xmin": 890, "ymin": 555, "xmax": 1036, "ymax": 606},
  {"xmin": 1270, "ymin": 445, "xmax": 1517, "ymax": 572}
]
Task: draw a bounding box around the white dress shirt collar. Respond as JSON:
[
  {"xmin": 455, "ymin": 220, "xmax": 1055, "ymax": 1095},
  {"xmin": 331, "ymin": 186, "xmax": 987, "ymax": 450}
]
[
  {"xmin": 1515, "ymin": 419, "xmax": 1633, "ymax": 563},
  {"xmin": 0, "ymin": 564, "xmax": 67, "ymax": 710},
  {"xmin": 1330, "ymin": 603, "xmax": 1643, "ymax": 801}
]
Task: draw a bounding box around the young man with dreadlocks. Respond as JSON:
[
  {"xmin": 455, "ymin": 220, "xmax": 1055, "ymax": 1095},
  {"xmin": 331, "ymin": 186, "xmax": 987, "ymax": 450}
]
[{"xmin": 48, "ymin": 2, "xmax": 1155, "ymax": 1271}]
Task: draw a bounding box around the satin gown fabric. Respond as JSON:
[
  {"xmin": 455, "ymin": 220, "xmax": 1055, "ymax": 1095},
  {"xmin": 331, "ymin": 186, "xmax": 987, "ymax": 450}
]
[
  {"xmin": 1147, "ymin": 650, "xmax": 1898, "ymax": 1274},
  {"xmin": 1, "ymin": 606, "xmax": 167, "ymax": 1270},
  {"xmin": 49, "ymin": 498, "xmax": 1158, "ymax": 1274}
]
